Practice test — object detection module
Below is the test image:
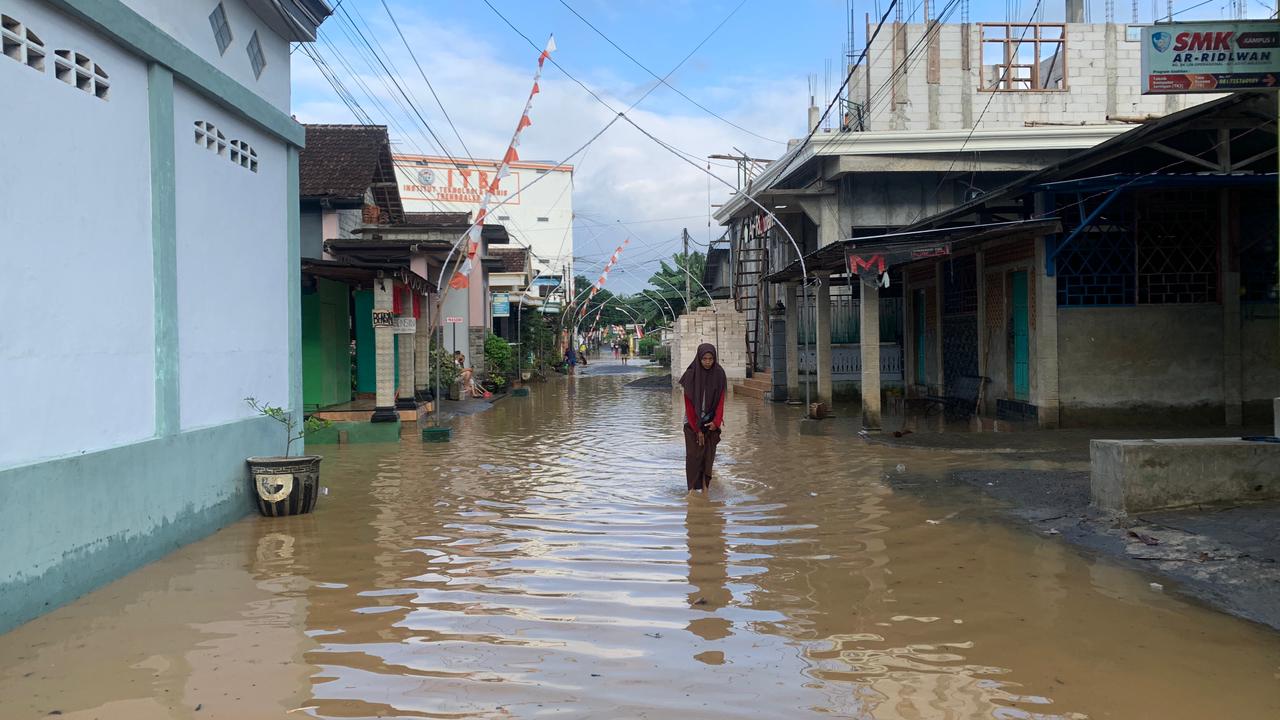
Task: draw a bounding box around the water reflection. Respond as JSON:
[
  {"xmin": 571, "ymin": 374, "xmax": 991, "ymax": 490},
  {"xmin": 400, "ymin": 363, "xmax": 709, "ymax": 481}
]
[{"xmin": 685, "ymin": 496, "xmax": 732, "ymax": 644}]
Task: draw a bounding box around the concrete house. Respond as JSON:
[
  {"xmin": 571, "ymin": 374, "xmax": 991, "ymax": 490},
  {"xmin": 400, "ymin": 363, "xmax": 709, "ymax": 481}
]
[
  {"xmin": 714, "ymin": 5, "xmax": 1215, "ymax": 420},
  {"xmin": 0, "ymin": 0, "xmax": 331, "ymax": 633}
]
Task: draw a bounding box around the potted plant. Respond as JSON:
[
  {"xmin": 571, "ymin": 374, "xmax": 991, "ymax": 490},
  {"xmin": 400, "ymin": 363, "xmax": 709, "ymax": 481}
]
[{"xmin": 245, "ymin": 397, "xmax": 331, "ymax": 517}]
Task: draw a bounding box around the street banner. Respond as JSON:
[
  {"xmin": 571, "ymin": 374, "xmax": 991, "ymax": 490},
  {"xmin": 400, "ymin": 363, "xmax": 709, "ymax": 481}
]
[
  {"xmin": 1142, "ymin": 21, "xmax": 1280, "ymax": 94},
  {"xmin": 492, "ymin": 293, "xmax": 510, "ymax": 318}
]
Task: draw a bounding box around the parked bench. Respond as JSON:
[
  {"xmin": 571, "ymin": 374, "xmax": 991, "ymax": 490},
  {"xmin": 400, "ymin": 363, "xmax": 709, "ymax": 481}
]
[{"xmin": 906, "ymin": 375, "xmax": 990, "ymax": 421}]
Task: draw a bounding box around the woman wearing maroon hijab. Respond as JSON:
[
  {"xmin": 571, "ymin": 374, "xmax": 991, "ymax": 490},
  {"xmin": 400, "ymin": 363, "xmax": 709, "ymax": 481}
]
[{"xmin": 679, "ymin": 343, "xmax": 727, "ymax": 493}]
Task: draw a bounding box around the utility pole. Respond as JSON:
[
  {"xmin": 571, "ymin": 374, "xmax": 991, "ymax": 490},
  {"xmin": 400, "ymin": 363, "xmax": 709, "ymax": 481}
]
[{"xmin": 682, "ymin": 228, "xmax": 691, "ymax": 315}]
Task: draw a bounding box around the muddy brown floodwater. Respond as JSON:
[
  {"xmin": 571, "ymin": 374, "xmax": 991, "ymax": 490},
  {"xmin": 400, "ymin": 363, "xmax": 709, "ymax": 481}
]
[{"xmin": 2, "ymin": 362, "xmax": 1278, "ymax": 719}]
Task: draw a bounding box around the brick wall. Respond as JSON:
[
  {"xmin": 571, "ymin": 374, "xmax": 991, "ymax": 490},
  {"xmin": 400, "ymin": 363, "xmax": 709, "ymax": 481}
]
[
  {"xmin": 670, "ymin": 300, "xmax": 748, "ymax": 384},
  {"xmin": 855, "ymin": 23, "xmax": 1215, "ymax": 132}
]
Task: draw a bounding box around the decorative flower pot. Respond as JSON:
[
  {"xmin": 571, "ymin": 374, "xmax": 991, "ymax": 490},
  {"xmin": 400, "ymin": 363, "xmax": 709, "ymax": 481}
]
[{"xmin": 247, "ymin": 455, "xmax": 322, "ymax": 517}]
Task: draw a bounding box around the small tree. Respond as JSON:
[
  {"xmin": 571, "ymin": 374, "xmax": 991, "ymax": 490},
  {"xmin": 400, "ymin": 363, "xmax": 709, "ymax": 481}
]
[{"xmin": 245, "ymin": 398, "xmax": 330, "ymax": 457}]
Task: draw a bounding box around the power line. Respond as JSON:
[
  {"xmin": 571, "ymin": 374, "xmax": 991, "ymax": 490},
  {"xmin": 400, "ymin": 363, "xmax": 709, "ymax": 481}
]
[
  {"xmin": 379, "ymin": 0, "xmax": 476, "ymax": 161},
  {"xmin": 913, "ymin": 0, "xmax": 1045, "ymax": 222},
  {"xmin": 557, "ymin": 0, "xmax": 783, "ymax": 145},
  {"xmin": 479, "ymin": 0, "xmax": 739, "ymax": 174}
]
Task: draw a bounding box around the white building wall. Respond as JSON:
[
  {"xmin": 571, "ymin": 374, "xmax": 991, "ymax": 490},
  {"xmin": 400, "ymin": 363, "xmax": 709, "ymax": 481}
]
[
  {"xmin": 174, "ymin": 82, "xmax": 289, "ymax": 430},
  {"xmin": 0, "ymin": 0, "xmax": 155, "ymax": 468},
  {"xmin": 392, "ymin": 155, "xmax": 575, "ymax": 281},
  {"xmin": 119, "ymin": 0, "xmax": 291, "ymax": 110}
]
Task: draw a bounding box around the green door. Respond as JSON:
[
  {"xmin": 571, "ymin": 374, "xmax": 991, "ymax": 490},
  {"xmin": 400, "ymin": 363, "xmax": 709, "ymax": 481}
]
[
  {"xmin": 1011, "ymin": 271, "xmax": 1030, "ymax": 400},
  {"xmin": 914, "ymin": 289, "xmax": 927, "ymax": 385},
  {"xmin": 354, "ymin": 290, "xmax": 376, "ymax": 394}
]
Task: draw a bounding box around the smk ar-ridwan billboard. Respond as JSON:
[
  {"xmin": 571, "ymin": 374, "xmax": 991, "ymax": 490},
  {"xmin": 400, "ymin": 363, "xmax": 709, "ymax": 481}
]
[{"xmin": 1142, "ymin": 20, "xmax": 1280, "ymax": 94}]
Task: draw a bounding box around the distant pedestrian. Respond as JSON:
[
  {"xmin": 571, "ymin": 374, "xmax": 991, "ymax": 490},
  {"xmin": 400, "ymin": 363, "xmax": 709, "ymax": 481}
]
[
  {"xmin": 579, "ymin": 343, "xmax": 589, "ymax": 366},
  {"xmin": 619, "ymin": 339, "xmax": 630, "ymax": 365},
  {"xmin": 680, "ymin": 343, "xmax": 726, "ymax": 493},
  {"xmin": 612, "ymin": 342, "xmax": 619, "ymax": 359},
  {"xmin": 564, "ymin": 345, "xmax": 578, "ymax": 375}
]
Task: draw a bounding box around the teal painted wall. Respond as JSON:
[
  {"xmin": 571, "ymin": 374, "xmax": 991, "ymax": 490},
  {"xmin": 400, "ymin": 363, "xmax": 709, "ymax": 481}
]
[
  {"xmin": 302, "ymin": 278, "xmax": 352, "ymax": 411},
  {"xmin": 0, "ymin": 417, "xmax": 285, "ymax": 633},
  {"xmin": 0, "ymin": 2, "xmax": 310, "ymax": 635},
  {"xmin": 354, "ymin": 290, "xmax": 376, "ymax": 394}
]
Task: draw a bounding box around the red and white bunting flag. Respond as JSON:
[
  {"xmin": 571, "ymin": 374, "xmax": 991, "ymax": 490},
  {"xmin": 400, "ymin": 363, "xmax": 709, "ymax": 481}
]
[{"xmin": 448, "ymin": 35, "xmax": 555, "ymax": 290}]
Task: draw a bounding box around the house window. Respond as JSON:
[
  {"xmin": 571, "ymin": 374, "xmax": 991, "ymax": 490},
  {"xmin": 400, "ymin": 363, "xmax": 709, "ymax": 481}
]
[
  {"xmin": 246, "ymin": 30, "xmax": 265, "ymax": 78},
  {"xmin": 208, "ymin": 3, "xmax": 233, "ymax": 55},
  {"xmin": 230, "ymin": 139, "xmax": 258, "ymax": 172},
  {"xmin": 980, "ymin": 23, "xmax": 1066, "ymax": 91},
  {"xmin": 2, "ymin": 14, "xmax": 45, "ymax": 71},
  {"xmin": 194, "ymin": 120, "xmax": 227, "ymax": 155},
  {"xmin": 54, "ymin": 49, "xmax": 108, "ymax": 99},
  {"xmin": 1056, "ymin": 190, "xmax": 1219, "ymax": 306}
]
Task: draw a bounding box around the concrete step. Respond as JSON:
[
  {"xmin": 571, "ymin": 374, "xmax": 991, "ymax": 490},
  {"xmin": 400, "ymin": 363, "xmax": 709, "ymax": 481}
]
[{"xmin": 733, "ymin": 382, "xmax": 767, "ymax": 400}]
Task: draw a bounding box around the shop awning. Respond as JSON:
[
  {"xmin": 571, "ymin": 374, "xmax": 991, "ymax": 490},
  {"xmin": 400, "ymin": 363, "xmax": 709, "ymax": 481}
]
[{"xmin": 302, "ymin": 259, "xmax": 435, "ymax": 295}]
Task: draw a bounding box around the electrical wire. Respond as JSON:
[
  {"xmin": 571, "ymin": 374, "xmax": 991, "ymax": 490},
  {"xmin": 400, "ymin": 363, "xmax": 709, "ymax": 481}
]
[{"xmin": 557, "ymin": 0, "xmax": 784, "ymax": 145}]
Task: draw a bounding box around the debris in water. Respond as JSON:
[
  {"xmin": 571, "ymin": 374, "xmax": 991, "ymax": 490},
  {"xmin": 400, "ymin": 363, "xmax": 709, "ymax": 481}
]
[
  {"xmin": 694, "ymin": 598, "xmax": 708, "ymax": 606},
  {"xmin": 322, "ymin": 487, "xmax": 330, "ymax": 496},
  {"xmin": 895, "ymin": 464, "xmax": 907, "ymax": 473},
  {"xmin": 644, "ymin": 632, "xmax": 663, "ymax": 639},
  {"xmin": 810, "ymin": 492, "xmax": 818, "ymax": 497},
  {"xmin": 195, "ymin": 704, "xmax": 202, "ymax": 712},
  {"xmin": 926, "ymin": 520, "xmax": 942, "ymax": 525},
  {"xmin": 1150, "ymin": 582, "xmax": 1164, "ymax": 592},
  {"xmin": 1128, "ymin": 530, "xmax": 1160, "ymax": 546},
  {"xmin": 1046, "ymin": 528, "xmax": 1060, "ymax": 535}
]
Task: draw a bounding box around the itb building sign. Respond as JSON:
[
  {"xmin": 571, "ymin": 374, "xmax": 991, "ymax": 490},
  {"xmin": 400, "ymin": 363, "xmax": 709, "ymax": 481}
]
[{"xmin": 1142, "ymin": 21, "xmax": 1280, "ymax": 93}]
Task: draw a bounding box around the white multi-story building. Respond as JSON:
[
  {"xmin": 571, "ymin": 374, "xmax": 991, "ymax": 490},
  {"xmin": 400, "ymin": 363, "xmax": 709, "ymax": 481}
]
[
  {"xmin": 393, "ymin": 154, "xmax": 575, "ymax": 291},
  {"xmin": 0, "ymin": 0, "xmax": 329, "ymax": 633}
]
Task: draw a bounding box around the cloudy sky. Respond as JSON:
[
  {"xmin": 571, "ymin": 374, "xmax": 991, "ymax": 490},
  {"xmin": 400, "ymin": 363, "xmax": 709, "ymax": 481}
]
[{"xmin": 290, "ymin": 0, "xmax": 1254, "ymax": 294}]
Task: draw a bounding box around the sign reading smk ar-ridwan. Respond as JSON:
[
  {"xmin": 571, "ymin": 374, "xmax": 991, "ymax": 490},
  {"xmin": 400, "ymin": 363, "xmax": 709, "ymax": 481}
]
[{"xmin": 1142, "ymin": 21, "xmax": 1280, "ymax": 93}]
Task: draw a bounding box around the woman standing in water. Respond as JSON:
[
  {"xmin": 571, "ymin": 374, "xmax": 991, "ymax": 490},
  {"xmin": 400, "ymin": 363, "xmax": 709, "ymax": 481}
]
[{"xmin": 680, "ymin": 343, "xmax": 726, "ymax": 494}]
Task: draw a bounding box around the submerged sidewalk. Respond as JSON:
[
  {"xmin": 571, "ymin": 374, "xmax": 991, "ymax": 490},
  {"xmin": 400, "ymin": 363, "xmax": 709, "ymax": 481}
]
[{"xmin": 877, "ymin": 425, "xmax": 1280, "ymax": 631}]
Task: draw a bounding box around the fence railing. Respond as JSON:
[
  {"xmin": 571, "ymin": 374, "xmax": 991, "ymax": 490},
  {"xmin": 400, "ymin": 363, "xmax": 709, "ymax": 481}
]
[
  {"xmin": 799, "ymin": 293, "xmax": 904, "ymax": 345},
  {"xmin": 797, "ymin": 343, "xmax": 904, "ymax": 381}
]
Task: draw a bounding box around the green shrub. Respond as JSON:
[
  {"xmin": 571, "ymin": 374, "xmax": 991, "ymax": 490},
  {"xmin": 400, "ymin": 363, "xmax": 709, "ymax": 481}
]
[
  {"xmin": 484, "ymin": 332, "xmax": 513, "ymax": 378},
  {"xmin": 638, "ymin": 336, "xmax": 659, "ymax": 356},
  {"xmin": 427, "ymin": 343, "xmax": 460, "ymax": 389}
]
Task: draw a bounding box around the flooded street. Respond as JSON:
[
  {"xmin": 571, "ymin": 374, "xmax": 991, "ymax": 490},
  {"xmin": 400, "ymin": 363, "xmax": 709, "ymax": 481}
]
[{"xmin": 2, "ymin": 362, "xmax": 1278, "ymax": 719}]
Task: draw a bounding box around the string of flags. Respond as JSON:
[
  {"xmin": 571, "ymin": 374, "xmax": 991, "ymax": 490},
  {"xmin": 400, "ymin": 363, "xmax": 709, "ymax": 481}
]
[
  {"xmin": 580, "ymin": 238, "xmax": 629, "ymax": 317},
  {"xmin": 448, "ymin": 35, "xmax": 557, "ymax": 290}
]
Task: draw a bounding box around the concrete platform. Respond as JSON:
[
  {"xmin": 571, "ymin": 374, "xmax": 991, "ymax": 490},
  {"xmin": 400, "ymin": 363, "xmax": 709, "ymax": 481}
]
[
  {"xmin": 308, "ymin": 419, "xmax": 403, "ymax": 445},
  {"xmin": 1091, "ymin": 437, "xmax": 1280, "ymax": 514}
]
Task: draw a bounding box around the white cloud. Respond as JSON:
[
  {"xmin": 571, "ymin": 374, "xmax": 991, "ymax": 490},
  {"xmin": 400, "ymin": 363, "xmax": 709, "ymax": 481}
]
[{"xmin": 292, "ymin": 4, "xmax": 809, "ymax": 295}]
